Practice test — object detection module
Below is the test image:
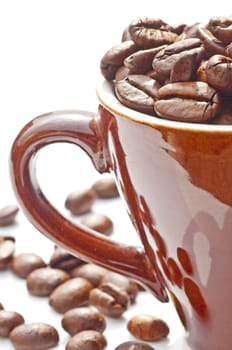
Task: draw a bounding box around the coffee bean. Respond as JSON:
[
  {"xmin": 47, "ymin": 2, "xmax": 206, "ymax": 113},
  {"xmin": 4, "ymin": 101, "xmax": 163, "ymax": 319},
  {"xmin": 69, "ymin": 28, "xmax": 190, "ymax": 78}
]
[
  {"xmin": 49, "ymin": 277, "xmax": 93, "ymax": 313},
  {"xmin": 61, "ymin": 306, "xmax": 106, "ymax": 335},
  {"xmin": 0, "ymin": 204, "xmax": 19, "ymax": 226},
  {"xmin": 0, "ymin": 310, "xmax": 24, "ymax": 337},
  {"xmin": 79, "ymin": 212, "xmax": 113, "ymax": 235},
  {"xmin": 91, "ymin": 176, "xmax": 119, "ymax": 199},
  {"xmin": 127, "ymin": 314, "xmax": 169, "ymax": 341},
  {"xmin": 26, "ymin": 267, "xmax": 70, "ymax": 296},
  {"xmin": 100, "ymin": 40, "xmax": 138, "ymax": 81},
  {"xmin": 49, "ymin": 246, "xmax": 84, "ymax": 271},
  {"xmin": 89, "ymin": 282, "xmax": 129, "ymax": 318},
  {"xmin": 154, "ymin": 81, "xmax": 222, "ymax": 122},
  {"xmin": 11, "ymin": 252, "xmax": 47, "ymax": 278},
  {"xmin": 128, "ymin": 17, "xmax": 177, "ymax": 48},
  {"xmin": 70, "ymin": 263, "xmax": 107, "ymax": 287},
  {"xmin": 65, "ymin": 330, "xmax": 107, "ymax": 350},
  {"xmin": 0, "ymin": 236, "xmax": 15, "ymax": 269},
  {"xmin": 207, "ymin": 16, "xmax": 232, "ymax": 44},
  {"xmin": 101, "ymin": 271, "xmax": 139, "ymax": 303},
  {"xmin": 114, "ymin": 341, "xmax": 156, "ymax": 350},
  {"xmin": 205, "ymin": 54, "xmax": 232, "ymax": 94},
  {"xmin": 9, "ymin": 322, "xmax": 59, "ymax": 350},
  {"xmin": 65, "ymin": 188, "xmax": 97, "ymax": 215},
  {"xmin": 0, "ymin": 302, "xmax": 4, "ymax": 310}
]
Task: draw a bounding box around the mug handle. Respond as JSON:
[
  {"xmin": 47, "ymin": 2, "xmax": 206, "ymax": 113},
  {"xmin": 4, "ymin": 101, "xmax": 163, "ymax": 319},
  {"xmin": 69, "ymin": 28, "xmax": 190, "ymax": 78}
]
[{"xmin": 10, "ymin": 109, "xmax": 167, "ymax": 302}]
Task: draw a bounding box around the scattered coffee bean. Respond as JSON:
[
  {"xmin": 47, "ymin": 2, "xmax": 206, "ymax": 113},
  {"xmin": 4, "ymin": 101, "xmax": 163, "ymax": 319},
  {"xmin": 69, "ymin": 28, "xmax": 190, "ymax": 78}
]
[
  {"xmin": 115, "ymin": 340, "xmax": 156, "ymax": 350},
  {"xmin": 70, "ymin": 263, "xmax": 107, "ymax": 287},
  {"xmin": 91, "ymin": 176, "xmax": 119, "ymax": 199},
  {"xmin": 65, "ymin": 188, "xmax": 97, "ymax": 215},
  {"xmin": 61, "ymin": 306, "xmax": 106, "ymax": 335},
  {"xmin": 89, "ymin": 282, "xmax": 129, "ymax": 318},
  {"xmin": 11, "ymin": 252, "xmax": 47, "ymax": 278},
  {"xmin": 0, "ymin": 302, "xmax": 4, "ymax": 310},
  {"xmin": 65, "ymin": 330, "xmax": 107, "ymax": 350},
  {"xmin": 0, "ymin": 236, "xmax": 15, "ymax": 269},
  {"xmin": 0, "ymin": 204, "xmax": 19, "ymax": 226},
  {"xmin": 49, "ymin": 245, "xmax": 84, "ymax": 271},
  {"xmin": 101, "ymin": 271, "xmax": 139, "ymax": 303},
  {"xmin": 0, "ymin": 310, "xmax": 24, "ymax": 337},
  {"xmin": 26, "ymin": 267, "xmax": 70, "ymax": 296},
  {"xmin": 79, "ymin": 212, "xmax": 114, "ymax": 235},
  {"xmin": 127, "ymin": 314, "xmax": 169, "ymax": 341},
  {"xmin": 9, "ymin": 322, "xmax": 59, "ymax": 350},
  {"xmin": 49, "ymin": 277, "xmax": 93, "ymax": 313}
]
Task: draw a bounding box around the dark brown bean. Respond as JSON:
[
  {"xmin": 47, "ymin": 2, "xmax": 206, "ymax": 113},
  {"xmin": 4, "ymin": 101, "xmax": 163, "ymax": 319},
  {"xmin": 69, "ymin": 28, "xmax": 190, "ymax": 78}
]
[
  {"xmin": 91, "ymin": 176, "xmax": 119, "ymax": 199},
  {"xmin": 205, "ymin": 54, "xmax": 232, "ymax": 94},
  {"xmin": 26, "ymin": 267, "xmax": 70, "ymax": 296},
  {"xmin": 9, "ymin": 322, "xmax": 59, "ymax": 350},
  {"xmin": 208, "ymin": 16, "xmax": 232, "ymax": 44},
  {"xmin": 65, "ymin": 330, "xmax": 107, "ymax": 350},
  {"xmin": 0, "ymin": 302, "xmax": 4, "ymax": 310},
  {"xmin": 100, "ymin": 40, "xmax": 138, "ymax": 80},
  {"xmin": 0, "ymin": 310, "xmax": 24, "ymax": 337},
  {"xmin": 89, "ymin": 282, "xmax": 129, "ymax": 318},
  {"xmin": 49, "ymin": 277, "xmax": 93, "ymax": 313},
  {"xmin": 127, "ymin": 314, "xmax": 169, "ymax": 341},
  {"xmin": 129, "ymin": 17, "xmax": 177, "ymax": 48},
  {"xmin": 70, "ymin": 263, "xmax": 107, "ymax": 287},
  {"xmin": 65, "ymin": 188, "xmax": 97, "ymax": 215},
  {"xmin": 62, "ymin": 306, "xmax": 106, "ymax": 335},
  {"xmin": 49, "ymin": 246, "xmax": 84, "ymax": 271},
  {"xmin": 11, "ymin": 252, "xmax": 47, "ymax": 278},
  {"xmin": 154, "ymin": 81, "xmax": 222, "ymax": 122},
  {"xmin": 115, "ymin": 341, "xmax": 156, "ymax": 350},
  {"xmin": 101, "ymin": 271, "xmax": 139, "ymax": 303},
  {"xmin": 196, "ymin": 25, "xmax": 226, "ymax": 56},
  {"xmin": 0, "ymin": 236, "xmax": 15, "ymax": 269},
  {"xmin": 79, "ymin": 212, "xmax": 113, "ymax": 235},
  {"xmin": 0, "ymin": 205, "xmax": 19, "ymax": 226}
]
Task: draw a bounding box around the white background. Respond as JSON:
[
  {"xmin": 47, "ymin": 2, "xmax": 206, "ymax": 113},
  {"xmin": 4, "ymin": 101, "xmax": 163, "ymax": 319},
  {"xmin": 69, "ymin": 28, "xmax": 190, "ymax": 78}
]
[{"xmin": 0, "ymin": 1, "xmax": 231, "ymax": 349}]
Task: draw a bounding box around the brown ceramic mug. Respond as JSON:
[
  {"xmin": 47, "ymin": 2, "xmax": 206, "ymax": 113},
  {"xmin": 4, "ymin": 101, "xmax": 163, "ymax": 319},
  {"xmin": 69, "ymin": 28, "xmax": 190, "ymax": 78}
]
[{"xmin": 10, "ymin": 78, "xmax": 232, "ymax": 350}]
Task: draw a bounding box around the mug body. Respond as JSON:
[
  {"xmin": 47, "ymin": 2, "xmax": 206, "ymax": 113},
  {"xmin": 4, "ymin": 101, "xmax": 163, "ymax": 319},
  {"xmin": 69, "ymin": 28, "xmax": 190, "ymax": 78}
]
[{"xmin": 97, "ymin": 80, "xmax": 232, "ymax": 350}]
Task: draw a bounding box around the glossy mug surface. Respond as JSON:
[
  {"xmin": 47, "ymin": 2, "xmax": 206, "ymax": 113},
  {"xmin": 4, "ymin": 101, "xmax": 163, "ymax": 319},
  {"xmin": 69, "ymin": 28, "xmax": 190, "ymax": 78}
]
[{"xmin": 10, "ymin": 79, "xmax": 232, "ymax": 350}]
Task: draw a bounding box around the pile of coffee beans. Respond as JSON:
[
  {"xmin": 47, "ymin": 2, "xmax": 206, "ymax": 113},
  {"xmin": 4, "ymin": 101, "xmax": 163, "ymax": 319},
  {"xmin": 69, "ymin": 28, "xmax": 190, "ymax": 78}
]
[
  {"xmin": 100, "ymin": 15, "xmax": 232, "ymax": 124},
  {"xmin": 0, "ymin": 174, "xmax": 170, "ymax": 350}
]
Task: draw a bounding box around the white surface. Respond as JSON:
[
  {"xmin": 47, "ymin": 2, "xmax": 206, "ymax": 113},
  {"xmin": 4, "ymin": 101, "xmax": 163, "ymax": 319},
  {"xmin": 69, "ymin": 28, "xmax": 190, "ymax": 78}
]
[{"xmin": 0, "ymin": 1, "xmax": 231, "ymax": 349}]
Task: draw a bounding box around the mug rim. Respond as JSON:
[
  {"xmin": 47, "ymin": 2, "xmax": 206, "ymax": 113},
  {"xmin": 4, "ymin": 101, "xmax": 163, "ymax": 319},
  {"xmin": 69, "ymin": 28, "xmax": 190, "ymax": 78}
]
[{"xmin": 96, "ymin": 78, "xmax": 232, "ymax": 133}]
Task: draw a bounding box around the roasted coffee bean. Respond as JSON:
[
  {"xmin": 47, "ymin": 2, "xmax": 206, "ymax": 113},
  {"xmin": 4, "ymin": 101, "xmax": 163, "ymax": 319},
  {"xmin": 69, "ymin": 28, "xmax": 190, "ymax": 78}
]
[
  {"xmin": 11, "ymin": 252, "xmax": 47, "ymax": 278},
  {"xmin": 65, "ymin": 188, "xmax": 97, "ymax": 216},
  {"xmin": 124, "ymin": 46, "xmax": 166, "ymax": 74},
  {"xmin": 115, "ymin": 75, "xmax": 160, "ymax": 115},
  {"xmin": 212, "ymin": 102, "xmax": 232, "ymax": 124},
  {"xmin": 49, "ymin": 277, "xmax": 93, "ymax": 313},
  {"xmin": 154, "ymin": 81, "xmax": 222, "ymax": 122},
  {"xmin": 0, "ymin": 236, "xmax": 15, "ymax": 269},
  {"xmin": 205, "ymin": 54, "xmax": 232, "ymax": 94},
  {"xmin": 225, "ymin": 42, "xmax": 232, "ymax": 58},
  {"xmin": 91, "ymin": 175, "xmax": 119, "ymax": 199},
  {"xmin": 115, "ymin": 341, "xmax": 155, "ymax": 350},
  {"xmin": 70, "ymin": 263, "xmax": 107, "ymax": 287},
  {"xmin": 0, "ymin": 302, "xmax": 4, "ymax": 310},
  {"xmin": 26, "ymin": 267, "xmax": 70, "ymax": 296},
  {"xmin": 196, "ymin": 25, "xmax": 226, "ymax": 56},
  {"xmin": 208, "ymin": 16, "xmax": 232, "ymax": 44},
  {"xmin": 61, "ymin": 306, "xmax": 106, "ymax": 335},
  {"xmin": 127, "ymin": 314, "xmax": 169, "ymax": 341},
  {"xmin": 101, "ymin": 271, "xmax": 139, "ymax": 303},
  {"xmin": 152, "ymin": 38, "xmax": 204, "ymax": 82},
  {"xmin": 128, "ymin": 17, "xmax": 178, "ymax": 48},
  {"xmin": 100, "ymin": 40, "xmax": 138, "ymax": 81},
  {"xmin": 89, "ymin": 282, "xmax": 129, "ymax": 318},
  {"xmin": 79, "ymin": 212, "xmax": 113, "ymax": 235},
  {"xmin": 0, "ymin": 204, "xmax": 19, "ymax": 226},
  {"xmin": 9, "ymin": 322, "xmax": 59, "ymax": 350},
  {"xmin": 0, "ymin": 310, "xmax": 24, "ymax": 337},
  {"xmin": 65, "ymin": 330, "xmax": 107, "ymax": 350},
  {"xmin": 49, "ymin": 246, "xmax": 84, "ymax": 271}
]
